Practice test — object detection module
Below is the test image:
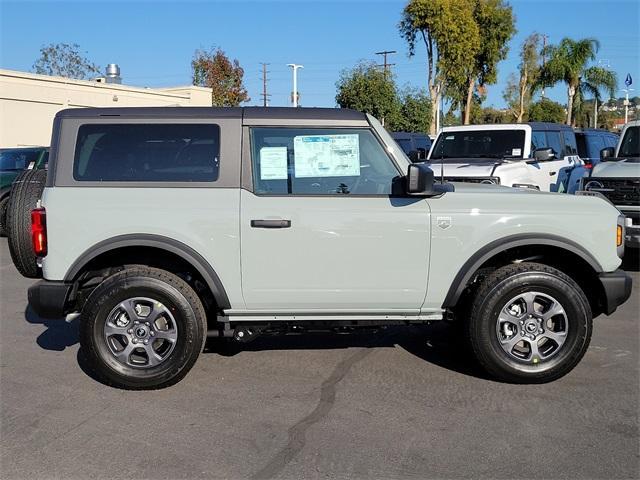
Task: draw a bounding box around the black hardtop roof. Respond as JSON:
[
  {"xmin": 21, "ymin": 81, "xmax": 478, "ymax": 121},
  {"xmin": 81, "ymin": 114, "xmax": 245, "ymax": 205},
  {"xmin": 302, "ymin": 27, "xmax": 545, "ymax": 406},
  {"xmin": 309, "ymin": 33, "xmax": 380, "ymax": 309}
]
[
  {"xmin": 55, "ymin": 106, "xmax": 366, "ymax": 121},
  {"xmin": 573, "ymin": 127, "xmax": 618, "ymax": 134},
  {"xmin": 526, "ymin": 121, "xmax": 574, "ymax": 131},
  {"xmin": 391, "ymin": 131, "xmax": 430, "ymax": 138}
]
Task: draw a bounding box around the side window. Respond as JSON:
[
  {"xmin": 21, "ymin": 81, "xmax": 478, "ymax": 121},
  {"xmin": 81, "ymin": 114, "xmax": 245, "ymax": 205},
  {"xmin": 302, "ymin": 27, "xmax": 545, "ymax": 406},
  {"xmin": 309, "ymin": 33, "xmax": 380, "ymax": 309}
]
[
  {"xmin": 545, "ymin": 131, "xmax": 563, "ymax": 159},
  {"xmin": 531, "ymin": 130, "xmax": 547, "ymax": 152},
  {"xmin": 562, "ymin": 131, "xmax": 578, "ymax": 156},
  {"xmin": 251, "ymin": 128, "xmax": 400, "ymax": 195},
  {"xmin": 73, "ymin": 123, "xmax": 220, "ymax": 182},
  {"xmin": 585, "ymin": 135, "xmax": 605, "ymax": 158}
]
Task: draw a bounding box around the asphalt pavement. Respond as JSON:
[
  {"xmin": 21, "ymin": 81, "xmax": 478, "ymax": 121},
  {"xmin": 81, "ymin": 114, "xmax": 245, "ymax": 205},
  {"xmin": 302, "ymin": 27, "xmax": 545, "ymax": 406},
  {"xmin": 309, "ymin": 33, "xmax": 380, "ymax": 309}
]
[{"xmin": 1, "ymin": 237, "xmax": 638, "ymax": 479}]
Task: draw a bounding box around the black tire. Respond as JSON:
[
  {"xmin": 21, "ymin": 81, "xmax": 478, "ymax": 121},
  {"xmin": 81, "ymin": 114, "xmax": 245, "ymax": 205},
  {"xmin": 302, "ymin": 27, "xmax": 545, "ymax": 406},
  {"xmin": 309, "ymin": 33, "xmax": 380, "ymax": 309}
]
[
  {"xmin": 466, "ymin": 262, "xmax": 592, "ymax": 384},
  {"xmin": 7, "ymin": 168, "xmax": 47, "ymax": 278},
  {"xmin": 0, "ymin": 196, "xmax": 8, "ymax": 237},
  {"xmin": 79, "ymin": 266, "xmax": 207, "ymax": 389}
]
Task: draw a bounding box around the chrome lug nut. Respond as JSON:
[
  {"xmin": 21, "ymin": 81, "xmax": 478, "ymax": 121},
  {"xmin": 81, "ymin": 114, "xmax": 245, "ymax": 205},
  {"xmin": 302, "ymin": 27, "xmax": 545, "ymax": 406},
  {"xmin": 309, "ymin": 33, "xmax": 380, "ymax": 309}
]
[
  {"xmin": 143, "ymin": 339, "xmax": 148, "ymax": 345},
  {"xmin": 128, "ymin": 329, "xmax": 133, "ymax": 334},
  {"xmin": 145, "ymin": 322, "xmax": 150, "ymax": 326},
  {"xmin": 150, "ymin": 331, "xmax": 155, "ymax": 336}
]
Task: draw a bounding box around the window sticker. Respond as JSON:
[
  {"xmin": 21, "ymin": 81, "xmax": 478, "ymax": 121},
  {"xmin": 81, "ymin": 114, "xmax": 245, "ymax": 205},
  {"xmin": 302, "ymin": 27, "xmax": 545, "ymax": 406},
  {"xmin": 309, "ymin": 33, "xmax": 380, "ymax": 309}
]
[
  {"xmin": 293, "ymin": 134, "xmax": 360, "ymax": 178},
  {"xmin": 512, "ymin": 148, "xmax": 522, "ymax": 156},
  {"xmin": 259, "ymin": 146, "xmax": 288, "ymax": 180}
]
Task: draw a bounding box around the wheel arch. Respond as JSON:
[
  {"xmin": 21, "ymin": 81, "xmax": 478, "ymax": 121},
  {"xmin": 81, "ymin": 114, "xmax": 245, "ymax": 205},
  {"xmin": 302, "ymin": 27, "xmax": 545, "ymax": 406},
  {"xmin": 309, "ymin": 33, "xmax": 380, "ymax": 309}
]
[
  {"xmin": 442, "ymin": 234, "xmax": 604, "ymax": 310},
  {"xmin": 64, "ymin": 234, "xmax": 231, "ymax": 310}
]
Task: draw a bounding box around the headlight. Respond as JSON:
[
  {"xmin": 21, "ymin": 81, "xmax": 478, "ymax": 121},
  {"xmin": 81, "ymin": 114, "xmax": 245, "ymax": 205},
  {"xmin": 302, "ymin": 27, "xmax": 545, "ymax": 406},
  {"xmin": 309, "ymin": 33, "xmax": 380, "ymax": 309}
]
[{"xmin": 585, "ymin": 180, "xmax": 604, "ymax": 191}]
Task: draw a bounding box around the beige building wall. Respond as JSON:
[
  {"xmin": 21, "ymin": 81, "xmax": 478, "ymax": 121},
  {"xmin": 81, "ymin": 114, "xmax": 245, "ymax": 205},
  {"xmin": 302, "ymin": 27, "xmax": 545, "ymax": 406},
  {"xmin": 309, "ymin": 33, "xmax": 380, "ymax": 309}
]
[{"xmin": 0, "ymin": 69, "xmax": 213, "ymax": 147}]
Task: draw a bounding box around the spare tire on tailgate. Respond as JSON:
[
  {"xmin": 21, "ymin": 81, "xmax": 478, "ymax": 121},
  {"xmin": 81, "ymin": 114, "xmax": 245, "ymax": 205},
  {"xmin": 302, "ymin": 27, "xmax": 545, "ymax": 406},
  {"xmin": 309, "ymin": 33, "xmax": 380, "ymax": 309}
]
[{"xmin": 7, "ymin": 168, "xmax": 47, "ymax": 278}]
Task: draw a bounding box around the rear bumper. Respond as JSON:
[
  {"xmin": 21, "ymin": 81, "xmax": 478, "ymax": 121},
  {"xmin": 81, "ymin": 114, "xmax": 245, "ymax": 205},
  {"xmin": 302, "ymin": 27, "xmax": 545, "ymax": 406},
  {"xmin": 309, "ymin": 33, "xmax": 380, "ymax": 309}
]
[
  {"xmin": 28, "ymin": 280, "xmax": 73, "ymax": 319},
  {"xmin": 598, "ymin": 270, "xmax": 633, "ymax": 315}
]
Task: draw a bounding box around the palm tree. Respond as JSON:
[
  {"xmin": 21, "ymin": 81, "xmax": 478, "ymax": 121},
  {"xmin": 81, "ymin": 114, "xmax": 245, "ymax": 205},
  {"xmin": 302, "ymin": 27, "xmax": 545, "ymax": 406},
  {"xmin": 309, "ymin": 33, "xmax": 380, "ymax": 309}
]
[
  {"xmin": 573, "ymin": 66, "xmax": 618, "ymax": 127},
  {"xmin": 539, "ymin": 38, "xmax": 617, "ymax": 125}
]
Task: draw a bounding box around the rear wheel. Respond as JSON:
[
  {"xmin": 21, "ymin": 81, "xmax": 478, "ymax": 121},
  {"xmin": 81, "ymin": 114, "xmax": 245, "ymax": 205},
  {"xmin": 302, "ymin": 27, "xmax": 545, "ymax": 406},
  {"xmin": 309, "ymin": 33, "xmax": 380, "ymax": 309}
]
[
  {"xmin": 7, "ymin": 169, "xmax": 47, "ymax": 278},
  {"xmin": 0, "ymin": 196, "xmax": 9, "ymax": 236},
  {"xmin": 79, "ymin": 266, "xmax": 207, "ymax": 389},
  {"xmin": 466, "ymin": 262, "xmax": 592, "ymax": 383}
]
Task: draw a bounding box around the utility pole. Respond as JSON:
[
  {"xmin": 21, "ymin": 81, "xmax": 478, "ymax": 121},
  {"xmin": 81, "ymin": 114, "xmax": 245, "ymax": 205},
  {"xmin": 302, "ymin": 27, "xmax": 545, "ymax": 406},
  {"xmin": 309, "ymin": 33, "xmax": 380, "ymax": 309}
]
[
  {"xmin": 541, "ymin": 34, "xmax": 548, "ymax": 99},
  {"xmin": 260, "ymin": 63, "xmax": 270, "ymax": 107},
  {"xmin": 287, "ymin": 64, "xmax": 303, "ymax": 107},
  {"xmin": 375, "ymin": 50, "xmax": 396, "ymax": 78}
]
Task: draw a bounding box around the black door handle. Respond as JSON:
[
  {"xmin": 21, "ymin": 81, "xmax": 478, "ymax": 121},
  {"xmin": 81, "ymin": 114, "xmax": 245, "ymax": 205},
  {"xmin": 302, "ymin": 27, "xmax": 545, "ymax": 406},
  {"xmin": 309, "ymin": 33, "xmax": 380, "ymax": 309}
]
[
  {"xmin": 549, "ymin": 171, "xmax": 557, "ymax": 176},
  {"xmin": 251, "ymin": 219, "xmax": 291, "ymax": 228}
]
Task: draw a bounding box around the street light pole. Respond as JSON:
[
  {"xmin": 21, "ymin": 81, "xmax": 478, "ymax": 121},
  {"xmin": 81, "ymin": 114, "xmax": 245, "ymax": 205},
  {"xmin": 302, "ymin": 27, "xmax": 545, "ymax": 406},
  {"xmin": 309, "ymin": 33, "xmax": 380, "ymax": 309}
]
[
  {"xmin": 287, "ymin": 64, "xmax": 303, "ymax": 107},
  {"xmin": 623, "ymin": 88, "xmax": 634, "ymax": 124}
]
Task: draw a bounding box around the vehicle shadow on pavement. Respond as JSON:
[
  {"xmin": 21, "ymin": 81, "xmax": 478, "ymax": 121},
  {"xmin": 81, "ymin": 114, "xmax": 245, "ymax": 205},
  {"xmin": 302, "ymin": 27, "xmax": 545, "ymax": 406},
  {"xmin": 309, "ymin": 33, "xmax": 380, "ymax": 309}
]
[
  {"xmin": 24, "ymin": 306, "xmax": 79, "ymax": 351},
  {"xmin": 204, "ymin": 322, "xmax": 490, "ymax": 381}
]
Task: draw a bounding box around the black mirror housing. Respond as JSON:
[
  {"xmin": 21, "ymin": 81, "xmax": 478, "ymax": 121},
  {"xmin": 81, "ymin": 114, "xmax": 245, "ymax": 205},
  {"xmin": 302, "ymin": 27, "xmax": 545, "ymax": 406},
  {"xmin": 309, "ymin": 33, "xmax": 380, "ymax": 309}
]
[
  {"xmin": 533, "ymin": 147, "xmax": 555, "ymax": 162},
  {"xmin": 406, "ymin": 163, "xmax": 435, "ymax": 195},
  {"xmin": 600, "ymin": 146, "xmax": 614, "ymax": 160}
]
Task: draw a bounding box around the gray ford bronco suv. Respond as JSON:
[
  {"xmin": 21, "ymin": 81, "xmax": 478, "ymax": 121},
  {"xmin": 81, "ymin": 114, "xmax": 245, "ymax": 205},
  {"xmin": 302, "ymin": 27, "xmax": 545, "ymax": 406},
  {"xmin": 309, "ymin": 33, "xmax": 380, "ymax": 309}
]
[{"xmin": 13, "ymin": 106, "xmax": 632, "ymax": 389}]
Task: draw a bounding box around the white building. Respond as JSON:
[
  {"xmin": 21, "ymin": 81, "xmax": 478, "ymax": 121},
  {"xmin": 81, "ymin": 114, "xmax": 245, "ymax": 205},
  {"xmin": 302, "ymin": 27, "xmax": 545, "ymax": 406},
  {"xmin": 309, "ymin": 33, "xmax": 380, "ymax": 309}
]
[{"xmin": 0, "ymin": 67, "xmax": 213, "ymax": 147}]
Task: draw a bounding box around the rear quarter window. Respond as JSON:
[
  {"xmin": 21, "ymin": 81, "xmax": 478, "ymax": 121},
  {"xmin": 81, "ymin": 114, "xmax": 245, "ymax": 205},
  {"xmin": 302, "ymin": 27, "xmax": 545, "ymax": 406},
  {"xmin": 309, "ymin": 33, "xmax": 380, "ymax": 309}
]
[{"xmin": 73, "ymin": 123, "xmax": 220, "ymax": 182}]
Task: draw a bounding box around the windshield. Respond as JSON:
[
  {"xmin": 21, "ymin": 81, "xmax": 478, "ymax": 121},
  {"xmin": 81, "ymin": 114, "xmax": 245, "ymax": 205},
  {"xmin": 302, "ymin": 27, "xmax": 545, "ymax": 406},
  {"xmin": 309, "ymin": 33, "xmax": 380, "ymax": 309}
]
[
  {"xmin": 619, "ymin": 126, "xmax": 639, "ymax": 157},
  {"xmin": 0, "ymin": 149, "xmax": 41, "ymax": 170},
  {"xmin": 430, "ymin": 130, "xmax": 526, "ymax": 161}
]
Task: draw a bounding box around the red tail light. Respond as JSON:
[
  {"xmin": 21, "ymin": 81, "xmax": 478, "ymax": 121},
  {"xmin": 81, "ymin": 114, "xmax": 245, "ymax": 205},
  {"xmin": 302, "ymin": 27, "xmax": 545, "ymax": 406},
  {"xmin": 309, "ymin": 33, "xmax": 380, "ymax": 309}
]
[
  {"xmin": 31, "ymin": 207, "xmax": 47, "ymax": 257},
  {"xmin": 584, "ymin": 160, "xmax": 593, "ymax": 170}
]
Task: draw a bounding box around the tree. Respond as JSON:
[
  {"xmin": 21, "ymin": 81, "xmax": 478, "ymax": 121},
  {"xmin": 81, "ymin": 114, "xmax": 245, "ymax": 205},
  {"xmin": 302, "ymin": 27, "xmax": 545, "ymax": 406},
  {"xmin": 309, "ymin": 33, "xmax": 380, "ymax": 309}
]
[
  {"xmin": 399, "ymin": 0, "xmax": 480, "ymax": 135},
  {"xmin": 192, "ymin": 48, "xmax": 249, "ymax": 106},
  {"xmin": 504, "ymin": 33, "xmax": 541, "ymax": 122},
  {"xmin": 335, "ymin": 62, "xmax": 401, "ymax": 125},
  {"xmin": 393, "ymin": 87, "xmax": 432, "ymax": 132},
  {"xmin": 528, "ymin": 98, "xmax": 566, "ymax": 123},
  {"xmin": 32, "ymin": 43, "xmax": 100, "ymax": 80},
  {"xmin": 457, "ymin": 0, "xmax": 515, "ymax": 124},
  {"xmin": 539, "ymin": 37, "xmax": 616, "ymax": 125},
  {"xmin": 572, "ymin": 66, "xmax": 618, "ymax": 127}
]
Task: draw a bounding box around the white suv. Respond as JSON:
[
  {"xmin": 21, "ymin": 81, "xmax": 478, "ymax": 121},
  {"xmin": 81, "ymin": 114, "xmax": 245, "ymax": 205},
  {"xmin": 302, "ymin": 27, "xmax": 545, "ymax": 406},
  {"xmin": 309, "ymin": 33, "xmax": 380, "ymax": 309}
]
[
  {"xmin": 6, "ymin": 107, "xmax": 631, "ymax": 389},
  {"xmin": 427, "ymin": 123, "xmax": 583, "ymax": 192}
]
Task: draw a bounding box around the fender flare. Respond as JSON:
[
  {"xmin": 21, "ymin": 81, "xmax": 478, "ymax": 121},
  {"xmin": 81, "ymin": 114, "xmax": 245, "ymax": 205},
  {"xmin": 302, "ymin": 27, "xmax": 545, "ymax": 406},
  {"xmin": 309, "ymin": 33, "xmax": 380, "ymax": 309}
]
[
  {"xmin": 64, "ymin": 234, "xmax": 231, "ymax": 309},
  {"xmin": 441, "ymin": 233, "xmax": 603, "ymax": 308}
]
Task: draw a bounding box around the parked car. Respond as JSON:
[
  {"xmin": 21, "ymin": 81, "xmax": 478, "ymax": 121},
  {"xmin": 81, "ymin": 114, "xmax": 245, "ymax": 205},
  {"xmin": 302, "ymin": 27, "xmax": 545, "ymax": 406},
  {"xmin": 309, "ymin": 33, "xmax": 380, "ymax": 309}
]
[
  {"xmin": 574, "ymin": 128, "xmax": 619, "ymax": 166},
  {"xmin": 427, "ymin": 123, "xmax": 582, "ymax": 192},
  {"xmin": 11, "ymin": 107, "xmax": 630, "ymax": 389},
  {"xmin": 579, "ymin": 120, "xmax": 640, "ymax": 247},
  {"xmin": 391, "ymin": 131, "xmax": 431, "ymax": 161},
  {"xmin": 0, "ymin": 146, "xmax": 48, "ymax": 235}
]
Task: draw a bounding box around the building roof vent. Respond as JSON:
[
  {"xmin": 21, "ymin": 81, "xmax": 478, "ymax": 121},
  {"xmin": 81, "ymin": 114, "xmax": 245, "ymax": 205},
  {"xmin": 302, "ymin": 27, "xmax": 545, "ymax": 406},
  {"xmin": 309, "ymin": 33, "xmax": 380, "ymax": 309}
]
[{"xmin": 105, "ymin": 64, "xmax": 121, "ymax": 84}]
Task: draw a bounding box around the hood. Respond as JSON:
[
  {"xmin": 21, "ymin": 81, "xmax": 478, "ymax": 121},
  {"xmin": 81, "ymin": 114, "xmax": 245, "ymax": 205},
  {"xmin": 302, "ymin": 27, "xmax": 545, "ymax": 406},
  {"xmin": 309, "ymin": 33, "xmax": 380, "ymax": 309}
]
[
  {"xmin": 428, "ymin": 162, "xmax": 497, "ymax": 178},
  {"xmin": 446, "ymin": 181, "xmax": 543, "ymax": 194},
  {"xmin": 591, "ymin": 158, "xmax": 640, "ymax": 178}
]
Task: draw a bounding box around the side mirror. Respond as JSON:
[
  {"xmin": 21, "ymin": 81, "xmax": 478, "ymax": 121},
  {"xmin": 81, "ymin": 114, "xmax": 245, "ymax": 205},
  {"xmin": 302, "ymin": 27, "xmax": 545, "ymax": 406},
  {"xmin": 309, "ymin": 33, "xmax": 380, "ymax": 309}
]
[
  {"xmin": 600, "ymin": 146, "xmax": 614, "ymax": 160},
  {"xmin": 533, "ymin": 147, "xmax": 555, "ymax": 162},
  {"xmin": 408, "ymin": 150, "xmax": 420, "ymax": 163},
  {"xmin": 417, "ymin": 148, "xmax": 427, "ymax": 160},
  {"xmin": 406, "ymin": 163, "xmax": 435, "ymax": 195}
]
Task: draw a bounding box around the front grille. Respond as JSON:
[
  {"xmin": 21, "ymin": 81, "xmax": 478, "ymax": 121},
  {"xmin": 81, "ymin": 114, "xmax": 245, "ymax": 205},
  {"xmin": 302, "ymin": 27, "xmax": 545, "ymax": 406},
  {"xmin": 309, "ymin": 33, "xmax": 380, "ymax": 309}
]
[
  {"xmin": 587, "ymin": 177, "xmax": 640, "ymax": 206},
  {"xmin": 444, "ymin": 176, "xmax": 500, "ymax": 185}
]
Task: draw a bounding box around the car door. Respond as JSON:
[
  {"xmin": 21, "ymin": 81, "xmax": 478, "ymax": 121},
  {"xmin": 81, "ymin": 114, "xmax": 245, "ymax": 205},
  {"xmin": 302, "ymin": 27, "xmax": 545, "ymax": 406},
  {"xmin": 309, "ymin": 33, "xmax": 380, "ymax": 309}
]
[
  {"xmin": 530, "ymin": 129, "xmax": 574, "ymax": 191},
  {"xmin": 240, "ymin": 126, "xmax": 431, "ymax": 312}
]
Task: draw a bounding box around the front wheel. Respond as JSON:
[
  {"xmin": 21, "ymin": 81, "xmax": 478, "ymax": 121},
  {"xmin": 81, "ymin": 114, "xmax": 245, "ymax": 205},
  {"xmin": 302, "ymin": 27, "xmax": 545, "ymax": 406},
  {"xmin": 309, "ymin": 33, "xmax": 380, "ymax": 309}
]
[
  {"xmin": 79, "ymin": 266, "xmax": 207, "ymax": 389},
  {"xmin": 467, "ymin": 262, "xmax": 592, "ymax": 383}
]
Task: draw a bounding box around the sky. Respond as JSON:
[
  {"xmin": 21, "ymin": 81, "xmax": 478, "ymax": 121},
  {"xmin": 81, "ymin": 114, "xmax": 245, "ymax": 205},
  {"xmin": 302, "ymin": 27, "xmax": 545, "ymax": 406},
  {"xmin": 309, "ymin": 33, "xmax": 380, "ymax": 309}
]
[{"xmin": 1, "ymin": 0, "xmax": 639, "ymax": 110}]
